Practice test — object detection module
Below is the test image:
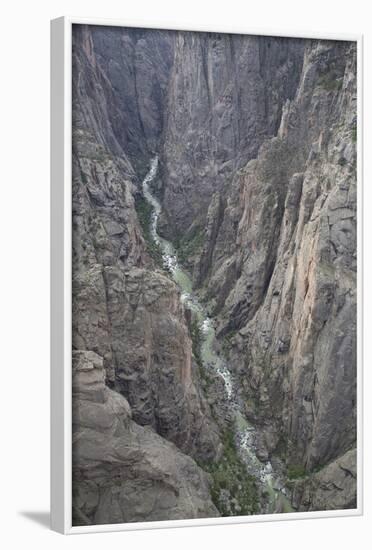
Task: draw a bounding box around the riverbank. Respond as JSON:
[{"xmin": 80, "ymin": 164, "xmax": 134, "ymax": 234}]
[{"xmin": 140, "ymin": 156, "xmax": 293, "ymax": 515}]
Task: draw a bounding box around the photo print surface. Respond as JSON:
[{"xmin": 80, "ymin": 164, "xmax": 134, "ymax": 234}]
[{"xmin": 71, "ymin": 24, "xmax": 357, "ymax": 526}]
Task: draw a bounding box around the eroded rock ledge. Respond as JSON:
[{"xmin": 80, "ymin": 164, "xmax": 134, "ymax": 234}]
[{"xmin": 72, "ymin": 350, "xmax": 219, "ymax": 525}]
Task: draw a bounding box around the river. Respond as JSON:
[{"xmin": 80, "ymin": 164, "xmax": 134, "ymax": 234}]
[{"xmin": 142, "ymin": 156, "xmax": 292, "ymax": 514}]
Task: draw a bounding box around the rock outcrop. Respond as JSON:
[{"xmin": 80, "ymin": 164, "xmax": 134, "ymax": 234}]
[
  {"xmin": 289, "ymin": 449, "xmax": 357, "ymax": 511},
  {"xmin": 72, "ymin": 351, "xmax": 219, "ymax": 525},
  {"xmin": 160, "ymin": 33, "xmax": 305, "ymax": 240},
  {"xmin": 183, "ymin": 39, "xmax": 357, "ymax": 500},
  {"xmin": 73, "ymin": 24, "xmax": 174, "ymax": 174},
  {"xmin": 72, "ymin": 25, "xmax": 223, "ymax": 524}
]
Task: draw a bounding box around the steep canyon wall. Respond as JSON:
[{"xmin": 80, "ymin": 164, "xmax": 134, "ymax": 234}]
[{"xmin": 71, "ymin": 25, "xmax": 357, "ymax": 523}]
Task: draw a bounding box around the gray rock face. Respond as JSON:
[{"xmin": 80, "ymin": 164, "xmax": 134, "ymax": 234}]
[
  {"xmin": 72, "ymin": 137, "xmax": 220, "ymax": 462},
  {"xmin": 73, "ymin": 24, "xmax": 174, "ymax": 174},
  {"xmin": 71, "ymin": 23, "xmax": 357, "ymax": 520},
  {"xmin": 72, "ymin": 351, "xmax": 219, "ymax": 525},
  {"xmin": 289, "ymin": 449, "xmax": 357, "ymax": 511},
  {"xmin": 104, "ymin": 265, "xmax": 221, "ymax": 460},
  {"xmin": 195, "ymin": 40, "xmax": 357, "ymax": 477},
  {"xmin": 160, "ymin": 33, "xmax": 305, "ymax": 239},
  {"xmin": 73, "ymin": 23, "xmax": 221, "ymax": 521}
]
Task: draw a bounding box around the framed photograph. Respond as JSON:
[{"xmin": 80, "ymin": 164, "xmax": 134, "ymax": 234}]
[{"xmin": 51, "ymin": 16, "xmax": 363, "ymax": 534}]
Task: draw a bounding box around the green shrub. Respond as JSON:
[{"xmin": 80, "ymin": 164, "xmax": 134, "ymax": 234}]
[
  {"xmin": 287, "ymin": 464, "xmax": 307, "ymax": 479},
  {"xmin": 199, "ymin": 430, "xmax": 259, "ymax": 517},
  {"xmin": 135, "ymin": 196, "xmax": 163, "ymax": 265},
  {"xmin": 190, "ymin": 318, "xmax": 203, "ymax": 366},
  {"xmin": 317, "ymin": 71, "xmax": 342, "ymax": 92},
  {"xmin": 311, "ymin": 463, "xmax": 325, "ymax": 474},
  {"xmin": 174, "ymin": 227, "xmax": 204, "ymax": 265}
]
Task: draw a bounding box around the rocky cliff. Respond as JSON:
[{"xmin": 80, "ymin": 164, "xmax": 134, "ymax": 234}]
[
  {"xmin": 205, "ymin": 40, "xmax": 356, "ymax": 463},
  {"xmin": 72, "ymin": 24, "xmax": 357, "ymax": 523},
  {"xmin": 159, "ymin": 36, "xmax": 357, "ymax": 510},
  {"xmin": 162, "ymin": 38, "xmax": 357, "ymax": 509},
  {"xmin": 72, "ymin": 350, "xmax": 218, "ymax": 525},
  {"xmin": 159, "ymin": 34, "xmax": 304, "ymax": 241},
  {"xmin": 72, "ymin": 25, "xmax": 222, "ymax": 525},
  {"xmin": 73, "ymin": 25, "xmax": 174, "ymax": 173}
]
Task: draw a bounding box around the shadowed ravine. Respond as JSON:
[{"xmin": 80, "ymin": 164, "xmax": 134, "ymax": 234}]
[{"xmin": 142, "ymin": 156, "xmax": 293, "ymax": 514}]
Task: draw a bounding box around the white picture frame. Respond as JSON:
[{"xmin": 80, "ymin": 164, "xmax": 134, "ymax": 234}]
[{"xmin": 51, "ymin": 16, "xmax": 364, "ymax": 535}]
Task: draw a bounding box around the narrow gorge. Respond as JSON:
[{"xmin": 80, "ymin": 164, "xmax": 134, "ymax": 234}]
[{"xmin": 71, "ymin": 24, "xmax": 357, "ymax": 526}]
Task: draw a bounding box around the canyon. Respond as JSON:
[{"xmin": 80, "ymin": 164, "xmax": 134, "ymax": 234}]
[{"xmin": 71, "ymin": 24, "xmax": 357, "ymax": 525}]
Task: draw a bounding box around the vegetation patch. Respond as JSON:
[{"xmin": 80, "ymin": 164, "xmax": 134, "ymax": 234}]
[
  {"xmin": 352, "ymin": 125, "xmax": 357, "ymax": 143},
  {"xmin": 287, "ymin": 463, "xmax": 307, "ymax": 480},
  {"xmin": 174, "ymin": 226, "xmax": 204, "ymax": 265},
  {"xmin": 311, "ymin": 463, "xmax": 326, "ymax": 474},
  {"xmin": 317, "ymin": 70, "xmax": 343, "ymax": 92},
  {"xmin": 135, "ymin": 196, "xmax": 163, "ymax": 266},
  {"xmin": 286, "ymin": 461, "xmax": 326, "ymax": 481},
  {"xmin": 190, "ymin": 318, "xmax": 203, "ymax": 367},
  {"xmin": 199, "ymin": 431, "xmax": 259, "ymax": 517}
]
